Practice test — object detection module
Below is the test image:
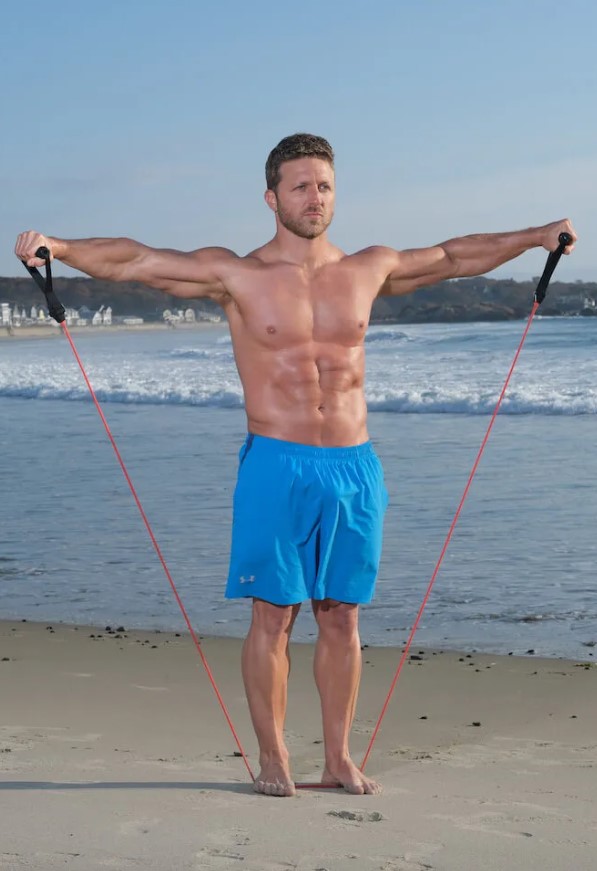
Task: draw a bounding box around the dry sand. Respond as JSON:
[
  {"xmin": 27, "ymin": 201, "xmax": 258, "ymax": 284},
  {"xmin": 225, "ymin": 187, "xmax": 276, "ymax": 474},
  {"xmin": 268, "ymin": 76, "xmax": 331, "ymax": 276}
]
[{"xmin": 1, "ymin": 619, "xmax": 596, "ymax": 870}]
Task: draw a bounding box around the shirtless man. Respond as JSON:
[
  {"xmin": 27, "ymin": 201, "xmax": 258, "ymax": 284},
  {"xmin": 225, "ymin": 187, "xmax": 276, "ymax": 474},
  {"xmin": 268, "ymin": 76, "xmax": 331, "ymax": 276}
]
[{"xmin": 16, "ymin": 133, "xmax": 576, "ymax": 798}]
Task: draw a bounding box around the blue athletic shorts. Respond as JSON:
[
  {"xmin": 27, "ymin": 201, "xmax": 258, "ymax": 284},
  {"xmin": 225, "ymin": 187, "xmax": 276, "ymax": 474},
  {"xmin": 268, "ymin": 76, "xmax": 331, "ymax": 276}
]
[{"xmin": 225, "ymin": 434, "xmax": 389, "ymax": 605}]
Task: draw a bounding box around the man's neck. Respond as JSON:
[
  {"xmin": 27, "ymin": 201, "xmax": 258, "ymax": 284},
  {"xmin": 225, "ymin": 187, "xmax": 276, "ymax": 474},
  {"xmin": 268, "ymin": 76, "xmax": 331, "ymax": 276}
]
[{"xmin": 266, "ymin": 230, "xmax": 340, "ymax": 270}]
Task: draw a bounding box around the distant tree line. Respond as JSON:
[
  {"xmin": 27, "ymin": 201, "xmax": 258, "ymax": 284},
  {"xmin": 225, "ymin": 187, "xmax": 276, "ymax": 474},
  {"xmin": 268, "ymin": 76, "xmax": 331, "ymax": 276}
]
[{"xmin": 1, "ymin": 274, "xmax": 596, "ymax": 324}]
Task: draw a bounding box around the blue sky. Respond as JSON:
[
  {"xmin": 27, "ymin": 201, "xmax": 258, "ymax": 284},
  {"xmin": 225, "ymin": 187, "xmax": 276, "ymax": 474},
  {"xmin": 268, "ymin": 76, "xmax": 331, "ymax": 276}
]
[{"xmin": 2, "ymin": 0, "xmax": 595, "ymax": 280}]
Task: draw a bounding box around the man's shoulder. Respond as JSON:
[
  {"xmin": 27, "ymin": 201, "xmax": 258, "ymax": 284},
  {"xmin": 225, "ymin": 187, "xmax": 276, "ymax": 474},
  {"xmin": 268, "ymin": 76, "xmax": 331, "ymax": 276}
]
[
  {"xmin": 341, "ymin": 246, "xmax": 400, "ymax": 277},
  {"xmin": 187, "ymin": 246, "xmax": 263, "ymax": 279},
  {"xmin": 188, "ymin": 245, "xmax": 239, "ymax": 261},
  {"xmin": 349, "ymin": 244, "xmax": 398, "ymax": 261}
]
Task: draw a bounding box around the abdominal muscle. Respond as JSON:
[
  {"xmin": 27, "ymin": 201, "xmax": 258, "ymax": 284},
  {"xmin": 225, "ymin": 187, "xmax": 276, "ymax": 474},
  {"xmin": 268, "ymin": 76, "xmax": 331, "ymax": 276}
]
[{"xmin": 234, "ymin": 340, "xmax": 369, "ymax": 447}]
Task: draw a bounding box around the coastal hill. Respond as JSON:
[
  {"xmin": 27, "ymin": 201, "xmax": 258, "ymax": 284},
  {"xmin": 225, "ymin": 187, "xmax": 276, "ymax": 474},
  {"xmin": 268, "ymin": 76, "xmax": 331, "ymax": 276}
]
[{"xmin": 1, "ymin": 274, "xmax": 596, "ymax": 323}]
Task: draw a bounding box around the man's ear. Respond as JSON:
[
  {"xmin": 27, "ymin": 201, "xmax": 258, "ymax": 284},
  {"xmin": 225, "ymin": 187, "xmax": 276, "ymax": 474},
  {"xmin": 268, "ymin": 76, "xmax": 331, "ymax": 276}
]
[{"xmin": 264, "ymin": 189, "xmax": 277, "ymax": 213}]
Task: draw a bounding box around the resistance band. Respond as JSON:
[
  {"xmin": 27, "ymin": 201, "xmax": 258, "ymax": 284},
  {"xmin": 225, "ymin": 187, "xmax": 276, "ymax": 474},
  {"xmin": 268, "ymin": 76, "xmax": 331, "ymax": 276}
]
[
  {"xmin": 23, "ymin": 247, "xmax": 256, "ymax": 783},
  {"xmin": 22, "ymin": 233, "xmax": 571, "ymax": 789},
  {"xmin": 360, "ymin": 230, "xmax": 572, "ymax": 771}
]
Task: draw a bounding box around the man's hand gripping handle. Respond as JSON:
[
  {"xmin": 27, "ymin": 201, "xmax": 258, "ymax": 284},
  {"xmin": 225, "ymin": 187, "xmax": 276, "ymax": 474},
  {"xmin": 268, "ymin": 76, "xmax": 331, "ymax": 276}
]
[
  {"xmin": 534, "ymin": 232, "xmax": 573, "ymax": 305},
  {"xmin": 22, "ymin": 246, "xmax": 66, "ymax": 324}
]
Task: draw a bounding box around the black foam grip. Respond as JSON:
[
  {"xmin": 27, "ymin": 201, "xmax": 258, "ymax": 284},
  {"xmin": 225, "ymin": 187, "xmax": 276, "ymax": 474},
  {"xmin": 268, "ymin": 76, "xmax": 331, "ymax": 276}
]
[
  {"xmin": 44, "ymin": 290, "xmax": 66, "ymax": 324},
  {"xmin": 22, "ymin": 247, "xmax": 66, "ymax": 324},
  {"xmin": 534, "ymin": 233, "xmax": 571, "ymax": 305}
]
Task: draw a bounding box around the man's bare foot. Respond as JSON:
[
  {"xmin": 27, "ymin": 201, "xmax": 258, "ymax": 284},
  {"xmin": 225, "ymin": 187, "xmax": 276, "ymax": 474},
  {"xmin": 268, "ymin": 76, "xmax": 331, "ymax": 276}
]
[
  {"xmin": 253, "ymin": 758, "xmax": 296, "ymax": 797},
  {"xmin": 322, "ymin": 757, "xmax": 382, "ymax": 795}
]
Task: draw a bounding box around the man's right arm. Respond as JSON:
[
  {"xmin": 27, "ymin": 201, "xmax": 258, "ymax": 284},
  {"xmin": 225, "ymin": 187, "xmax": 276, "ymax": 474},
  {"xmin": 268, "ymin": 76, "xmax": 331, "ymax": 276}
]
[{"xmin": 14, "ymin": 231, "xmax": 237, "ymax": 299}]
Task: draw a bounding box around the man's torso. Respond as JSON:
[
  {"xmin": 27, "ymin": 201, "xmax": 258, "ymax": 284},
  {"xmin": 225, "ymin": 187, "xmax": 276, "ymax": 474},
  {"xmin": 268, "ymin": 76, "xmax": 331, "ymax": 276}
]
[{"xmin": 211, "ymin": 245, "xmax": 394, "ymax": 446}]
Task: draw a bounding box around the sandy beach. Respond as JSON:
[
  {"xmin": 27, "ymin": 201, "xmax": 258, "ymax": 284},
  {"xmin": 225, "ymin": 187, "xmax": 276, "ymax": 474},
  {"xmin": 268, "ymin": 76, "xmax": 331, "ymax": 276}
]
[{"xmin": 1, "ymin": 620, "xmax": 595, "ymax": 870}]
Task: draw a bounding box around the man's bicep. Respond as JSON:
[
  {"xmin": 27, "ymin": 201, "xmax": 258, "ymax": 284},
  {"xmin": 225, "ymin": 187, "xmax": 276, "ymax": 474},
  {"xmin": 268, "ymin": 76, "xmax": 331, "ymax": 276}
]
[
  {"xmin": 381, "ymin": 245, "xmax": 456, "ymax": 296},
  {"xmin": 390, "ymin": 245, "xmax": 455, "ymax": 280},
  {"xmin": 125, "ymin": 245, "xmax": 236, "ymax": 289}
]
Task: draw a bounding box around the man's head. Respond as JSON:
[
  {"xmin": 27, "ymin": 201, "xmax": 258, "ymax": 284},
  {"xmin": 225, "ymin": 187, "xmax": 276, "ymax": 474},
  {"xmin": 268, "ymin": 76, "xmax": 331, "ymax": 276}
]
[
  {"xmin": 265, "ymin": 133, "xmax": 335, "ymax": 240},
  {"xmin": 265, "ymin": 133, "xmax": 334, "ymax": 191}
]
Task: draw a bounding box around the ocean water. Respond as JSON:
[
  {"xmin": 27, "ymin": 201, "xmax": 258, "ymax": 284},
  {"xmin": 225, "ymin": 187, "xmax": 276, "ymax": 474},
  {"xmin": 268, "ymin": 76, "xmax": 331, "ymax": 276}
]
[{"xmin": 1, "ymin": 318, "xmax": 596, "ymax": 660}]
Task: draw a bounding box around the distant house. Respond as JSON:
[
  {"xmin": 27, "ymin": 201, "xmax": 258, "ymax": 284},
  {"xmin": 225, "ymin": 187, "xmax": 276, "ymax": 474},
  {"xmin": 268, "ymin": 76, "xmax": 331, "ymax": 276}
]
[
  {"xmin": 162, "ymin": 308, "xmax": 183, "ymax": 324},
  {"xmin": 64, "ymin": 307, "xmax": 79, "ymax": 326}
]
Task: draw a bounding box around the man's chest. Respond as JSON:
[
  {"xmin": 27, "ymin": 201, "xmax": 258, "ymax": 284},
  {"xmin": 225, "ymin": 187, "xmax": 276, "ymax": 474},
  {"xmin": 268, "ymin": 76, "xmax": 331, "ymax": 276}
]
[{"xmin": 228, "ymin": 271, "xmax": 376, "ymax": 348}]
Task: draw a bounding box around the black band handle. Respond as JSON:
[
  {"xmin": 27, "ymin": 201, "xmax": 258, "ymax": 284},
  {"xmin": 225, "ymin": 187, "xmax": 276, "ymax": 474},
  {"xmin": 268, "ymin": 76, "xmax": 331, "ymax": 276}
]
[
  {"xmin": 534, "ymin": 232, "xmax": 573, "ymax": 305},
  {"xmin": 22, "ymin": 246, "xmax": 66, "ymax": 324}
]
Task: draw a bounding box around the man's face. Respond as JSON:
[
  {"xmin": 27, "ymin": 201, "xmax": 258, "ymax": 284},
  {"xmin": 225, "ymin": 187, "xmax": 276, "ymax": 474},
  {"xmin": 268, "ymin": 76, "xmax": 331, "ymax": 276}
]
[{"xmin": 270, "ymin": 157, "xmax": 335, "ymax": 239}]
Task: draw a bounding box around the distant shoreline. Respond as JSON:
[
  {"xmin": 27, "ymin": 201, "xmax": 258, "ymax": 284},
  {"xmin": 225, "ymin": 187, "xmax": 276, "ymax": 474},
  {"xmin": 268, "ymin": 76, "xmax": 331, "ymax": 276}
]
[
  {"xmin": 3, "ymin": 313, "xmax": 594, "ymax": 343},
  {"xmin": 0, "ymin": 321, "xmax": 222, "ymax": 341}
]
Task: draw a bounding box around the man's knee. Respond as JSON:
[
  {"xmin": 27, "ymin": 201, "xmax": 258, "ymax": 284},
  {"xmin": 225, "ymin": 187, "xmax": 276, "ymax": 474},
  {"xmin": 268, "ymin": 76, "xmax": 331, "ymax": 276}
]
[
  {"xmin": 250, "ymin": 598, "xmax": 299, "ymax": 639},
  {"xmin": 314, "ymin": 599, "xmax": 359, "ymax": 639}
]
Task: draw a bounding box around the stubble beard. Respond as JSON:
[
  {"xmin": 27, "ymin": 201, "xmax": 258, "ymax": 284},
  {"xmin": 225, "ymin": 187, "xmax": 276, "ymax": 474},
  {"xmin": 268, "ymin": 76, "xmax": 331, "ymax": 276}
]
[{"xmin": 276, "ymin": 202, "xmax": 333, "ymax": 240}]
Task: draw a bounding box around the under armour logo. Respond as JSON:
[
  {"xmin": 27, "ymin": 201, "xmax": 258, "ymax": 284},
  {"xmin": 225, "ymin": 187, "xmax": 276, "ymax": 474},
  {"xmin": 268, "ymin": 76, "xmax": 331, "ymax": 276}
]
[{"xmin": 240, "ymin": 575, "xmax": 255, "ymax": 584}]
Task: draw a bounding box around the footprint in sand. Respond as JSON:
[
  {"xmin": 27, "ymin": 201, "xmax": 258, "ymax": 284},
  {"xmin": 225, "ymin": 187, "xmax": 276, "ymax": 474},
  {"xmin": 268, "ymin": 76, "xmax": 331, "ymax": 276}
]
[
  {"xmin": 196, "ymin": 853, "xmax": 296, "ymax": 871},
  {"xmin": 195, "ymin": 828, "xmax": 298, "ymax": 870},
  {"xmin": 119, "ymin": 818, "xmax": 162, "ymax": 836},
  {"xmin": 430, "ymin": 809, "xmax": 539, "ymax": 840},
  {"xmin": 327, "ymin": 809, "xmax": 384, "ymax": 823},
  {"xmin": 380, "ymin": 861, "xmax": 434, "ymax": 871},
  {"xmin": 351, "ymin": 722, "xmax": 374, "ymax": 735},
  {"xmin": 253, "ymin": 863, "xmax": 298, "ymax": 871},
  {"xmin": 195, "ymin": 846, "xmax": 246, "ymax": 867},
  {"xmin": 282, "ymin": 729, "xmax": 304, "ymax": 745}
]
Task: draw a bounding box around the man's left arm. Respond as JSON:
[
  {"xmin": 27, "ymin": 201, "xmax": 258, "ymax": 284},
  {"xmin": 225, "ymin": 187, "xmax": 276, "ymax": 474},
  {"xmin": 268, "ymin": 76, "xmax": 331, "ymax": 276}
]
[{"xmin": 378, "ymin": 219, "xmax": 577, "ymax": 296}]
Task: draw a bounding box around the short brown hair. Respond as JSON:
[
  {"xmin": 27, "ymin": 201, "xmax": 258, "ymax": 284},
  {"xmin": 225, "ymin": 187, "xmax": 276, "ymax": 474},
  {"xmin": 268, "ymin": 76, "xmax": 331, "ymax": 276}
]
[{"xmin": 265, "ymin": 133, "xmax": 334, "ymax": 191}]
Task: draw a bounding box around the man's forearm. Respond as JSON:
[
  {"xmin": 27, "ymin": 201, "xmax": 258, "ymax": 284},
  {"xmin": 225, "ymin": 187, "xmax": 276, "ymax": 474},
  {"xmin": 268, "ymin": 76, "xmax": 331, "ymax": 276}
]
[
  {"xmin": 50, "ymin": 236, "xmax": 147, "ymax": 281},
  {"xmin": 442, "ymin": 226, "xmax": 544, "ymax": 278}
]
